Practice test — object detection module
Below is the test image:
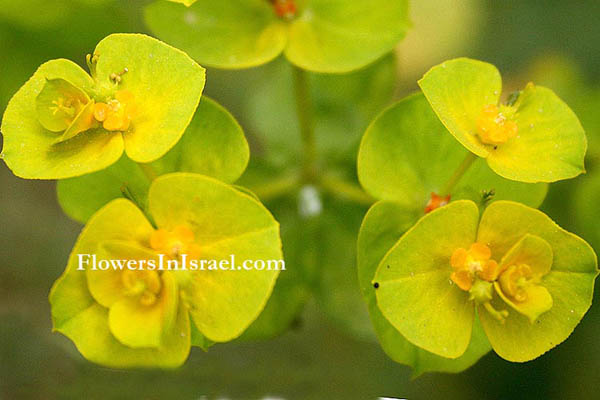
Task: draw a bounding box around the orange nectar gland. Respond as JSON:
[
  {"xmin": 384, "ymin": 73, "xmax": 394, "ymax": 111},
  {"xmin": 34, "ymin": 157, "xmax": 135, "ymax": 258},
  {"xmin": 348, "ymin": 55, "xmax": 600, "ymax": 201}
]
[
  {"xmin": 451, "ymin": 243, "xmax": 509, "ymax": 322},
  {"xmin": 273, "ymin": 0, "xmax": 296, "ymax": 18},
  {"xmin": 121, "ymin": 269, "xmax": 162, "ymax": 306},
  {"xmin": 476, "ymin": 104, "xmax": 518, "ymax": 146},
  {"xmin": 150, "ymin": 225, "xmax": 201, "ymax": 260},
  {"xmin": 450, "ymin": 243, "xmax": 500, "ymax": 291},
  {"xmin": 424, "ymin": 193, "xmax": 451, "ymax": 214},
  {"xmin": 93, "ymin": 90, "xmax": 136, "ymax": 132}
]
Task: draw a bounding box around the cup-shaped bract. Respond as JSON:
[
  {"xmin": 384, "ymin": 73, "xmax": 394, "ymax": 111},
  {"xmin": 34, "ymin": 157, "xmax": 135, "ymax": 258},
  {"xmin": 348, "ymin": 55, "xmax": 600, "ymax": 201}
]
[
  {"xmin": 372, "ymin": 200, "xmax": 597, "ymax": 362},
  {"xmin": 418, "ymin": 58, "xmax": 587, "ymax": 183},
  {"xmin": 358, "ymin": 93, "xmax": 548, "ymax": 213},
  {"xmin": 57, "ymin": 97, "xmax": 250, "ymax": 224},
  {"xmin": 356, "ymin": 93, "xmax": 555, "ymax": 373},
  {"xmin": 1, "ymin": 34, "xmax": 205, "ymax": 179},
  {"xmin": 357, "ymin": 200, "xmax": 492, "ymax": 376},
  {"xmin": 50, "ymin": 173, "xmax": 282, "ymax": 368},
  {"xmin": 145, "ymin": 0, "xmax": 410, "ymax": 73}
]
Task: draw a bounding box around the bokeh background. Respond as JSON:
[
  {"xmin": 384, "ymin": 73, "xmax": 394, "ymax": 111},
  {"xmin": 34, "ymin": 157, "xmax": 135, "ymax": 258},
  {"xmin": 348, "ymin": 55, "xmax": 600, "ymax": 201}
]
[{"xmin": 2, "ymin": 0, "xmax": 600, "ymax": 398}]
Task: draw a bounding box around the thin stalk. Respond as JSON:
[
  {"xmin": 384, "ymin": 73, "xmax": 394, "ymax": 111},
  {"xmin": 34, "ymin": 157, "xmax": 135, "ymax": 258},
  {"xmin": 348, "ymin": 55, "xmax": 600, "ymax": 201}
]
[
  {"xmin": 292, "ymin": 64, "xmax": 318, "ymax": 183},
  {"xmin": 251, "ymin": 173, "xmax": 301, "ymax": 202},
  {"xmin": 320, "ymin": 176, "xmax": 376, "ymax": 206},
  {"xmin": 137, "ymin": 162, "xmax": 158, "ymax": 182},
  {"xmin": 441, "ymin": 152, "xmax": 478, "ymax": 196}
]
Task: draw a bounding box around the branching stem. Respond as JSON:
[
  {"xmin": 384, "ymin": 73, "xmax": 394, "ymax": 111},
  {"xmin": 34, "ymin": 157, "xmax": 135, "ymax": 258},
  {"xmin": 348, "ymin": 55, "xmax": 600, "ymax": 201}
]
[{"xmin": 292, "ymin": 65, "xmax": 318, "ymax": 183}]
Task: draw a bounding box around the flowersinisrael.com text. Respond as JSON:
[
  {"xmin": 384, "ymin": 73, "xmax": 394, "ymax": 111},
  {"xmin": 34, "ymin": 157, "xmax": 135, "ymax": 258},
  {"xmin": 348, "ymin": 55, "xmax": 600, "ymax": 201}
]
[{"xmin": 76, "ymin": 254, "xmax": 285, "ymax": 272}]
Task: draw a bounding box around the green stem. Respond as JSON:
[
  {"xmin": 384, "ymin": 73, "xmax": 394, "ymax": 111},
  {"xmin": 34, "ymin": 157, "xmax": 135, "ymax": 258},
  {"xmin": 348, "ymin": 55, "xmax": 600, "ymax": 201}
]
[
  {"xmin": 137, "ymin": 162, "xmax": 158, "ymax": 182},
  {"xmin": 251, "ymin": 172, "xmax": 301, "ymax": 201},
  {"xmin": 441, "ymin": 152, "xmax": 478, "ymax": 196},
  {"xmin": 292, "ymin": 65, "xmax": 318, "ymax": 183},
  {"xmin": 320, "ymin": 176, "xmax": 376, "ymax": 206}
]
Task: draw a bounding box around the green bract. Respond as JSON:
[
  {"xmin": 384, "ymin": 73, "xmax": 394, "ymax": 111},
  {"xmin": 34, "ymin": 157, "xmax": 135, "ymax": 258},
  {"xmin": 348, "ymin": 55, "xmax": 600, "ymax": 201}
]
[
  {"xmin": 418, "ymin": 58, "xmax": 587, "ymax": 183},
  {"xmin": 373, "ymin": 200, "xmax": 597, "ymax": 362},
  {"xmin": 357, "ymin": 201, "xmax": 491, "ymax": 375},
  {"xmin": 1, "ymin": 33, "xmax": 205, "ymax": 179},
  {"xmin": 358, "ymin": 93, "xmax": 548, "ymax": 212},
  {"xmin": 50, "ymin": 173, "xmax": 282, "ymax": 368},
  {"xmin": 145, "ymin": 0, "xmax": 410, "ymax": 73},
  {"xmin": 57, "ymin": 97, "xmax": 249, "ymax": 223}
]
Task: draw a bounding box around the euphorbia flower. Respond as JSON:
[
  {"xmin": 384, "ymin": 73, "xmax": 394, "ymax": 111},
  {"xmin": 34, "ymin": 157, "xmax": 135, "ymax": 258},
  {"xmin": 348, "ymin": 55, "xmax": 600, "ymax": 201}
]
[
  {"xmin": 1, "ymin": 33, "xmax": 205, "ymax": 179},
  {"xmin": 418, "ymin": 58, "xmax": 587, "ymax": 183},
  {"xmin": 50, "ymin": 173, "xmax": 282, "ymax": 368},
  {"xmin": 372, "ymin": 200, "xmax": 597, "ymax": 362},
  {"xmin": 146, "ymin": 0, "xmax": 410, "ymax": 73},
  {"xmin": 357, "ymin": 93, "xmax": 548, "ymax": 215}
]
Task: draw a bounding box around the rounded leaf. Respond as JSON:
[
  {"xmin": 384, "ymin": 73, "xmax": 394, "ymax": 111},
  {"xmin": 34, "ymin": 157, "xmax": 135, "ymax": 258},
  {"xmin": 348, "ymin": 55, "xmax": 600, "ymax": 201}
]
[
  {"xmin": 418, "ymin": 58, "xmax": 501, "ymax": 157},
  {"xmin": 93, "ymin": 33, "xmax": 206, "ymax": 162},
  {"xmin": 151, "ymin": 97, "xmax": 249, "ymax": 183},
  {"xmin": 477, "ymin": 201, "xmax": 598, "ymax": 361},
  {"xmin": 486, "ymin": 84, "xmax": 587, "ymax": 183},
  {"xmin": 357, "ymin": 200, "xmax": 491, "ymax": 375},
  {"xmin": 148, "ymin": 173, "xmax": 282, "ymax": 342},
  {"xmin": 145, "ymin": 0, "xmax": 287, "ymax": 69},
  {"xmin": 374, "ymin": 200, "xmax": 480, "ymax": 358},
  {"xmin": 285, "ymin": 0, "xmax": 410, "ymax": 73}
]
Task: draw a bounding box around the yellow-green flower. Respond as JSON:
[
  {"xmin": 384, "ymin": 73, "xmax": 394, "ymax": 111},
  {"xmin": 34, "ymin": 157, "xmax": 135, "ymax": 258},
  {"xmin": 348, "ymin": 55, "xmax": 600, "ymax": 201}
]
[
  {"xmin": 146, "ymin": 0, "xmax": 410, "ymax": 73},
  {"xmin": 372, "ymin": 200, "xmax": 597, "ymax": 362},
  {"xmin": 418, "ymin": 58, "xmax": 587, "ymax": 183},
  {"xmin": 1, "ymin": 34, "xmax": 205, "ymax": 179},
  {"xmin": 356, "ymin": 93, "xmax": 557, "ymax": 374},
  {"xmin": 50, "ymin": 173, "xmax": 282, "ymax": 368}
]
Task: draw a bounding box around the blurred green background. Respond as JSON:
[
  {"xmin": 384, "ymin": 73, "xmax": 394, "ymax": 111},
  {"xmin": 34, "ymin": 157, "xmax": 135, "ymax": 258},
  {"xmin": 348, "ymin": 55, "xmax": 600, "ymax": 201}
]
[{"xmin": 2, "ymin": 0, "xmax": 600, "ymax": 398}]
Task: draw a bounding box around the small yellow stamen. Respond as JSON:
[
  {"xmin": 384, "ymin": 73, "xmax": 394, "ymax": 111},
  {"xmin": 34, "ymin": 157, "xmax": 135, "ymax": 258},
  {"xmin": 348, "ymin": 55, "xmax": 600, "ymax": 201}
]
[{"xmin": 477, "ymin": 104, "xmax": 518, "ymax": 146}]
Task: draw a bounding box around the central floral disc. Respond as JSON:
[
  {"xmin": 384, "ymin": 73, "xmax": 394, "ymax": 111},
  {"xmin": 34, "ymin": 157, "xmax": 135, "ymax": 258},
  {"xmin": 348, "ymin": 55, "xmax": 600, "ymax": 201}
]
[
  {"xmin": 450, "ymin": 242, "xmax": 499, "ymax": 291},
  {"xmin": 150, "ymin": 225, "xmax": 201, "ymax": 259},
  {"xmin": 476, "ymin": 104, "xmax": 518, "ymax": 146}
]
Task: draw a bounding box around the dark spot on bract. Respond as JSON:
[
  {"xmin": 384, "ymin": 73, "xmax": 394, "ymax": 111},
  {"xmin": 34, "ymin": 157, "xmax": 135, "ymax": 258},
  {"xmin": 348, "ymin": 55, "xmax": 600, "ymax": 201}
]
[{"xmin": 373, "ymin": 282, "xmax": 380, "ymax": 289}]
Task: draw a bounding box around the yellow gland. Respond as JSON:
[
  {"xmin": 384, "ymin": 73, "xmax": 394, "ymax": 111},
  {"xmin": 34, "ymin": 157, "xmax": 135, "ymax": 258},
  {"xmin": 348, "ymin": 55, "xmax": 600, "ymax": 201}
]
[
  {"xmin": 498, "ymin": 263, "xmax": 537, "ymax": 303},
  {"xmin": 93, "ymin": 90, "xmax": 137, "ymax": 132},
  {"xmin": 450, "ymin": 242, "xmax": 500, "ymax": 291},
  {"xmin": 121, "ymin": 269, "xmax": 162, "ymax": 306},
  {"xmin": 496, "ymin": 261, "xmax": 553, "ymax": 323},
  {"xmin": 150, "ymin": 225, "xmax": 201, "ymax": 259},
  {"xmin": 476, "ymin": 104, "xmax": 518, "ymax": 146}
]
